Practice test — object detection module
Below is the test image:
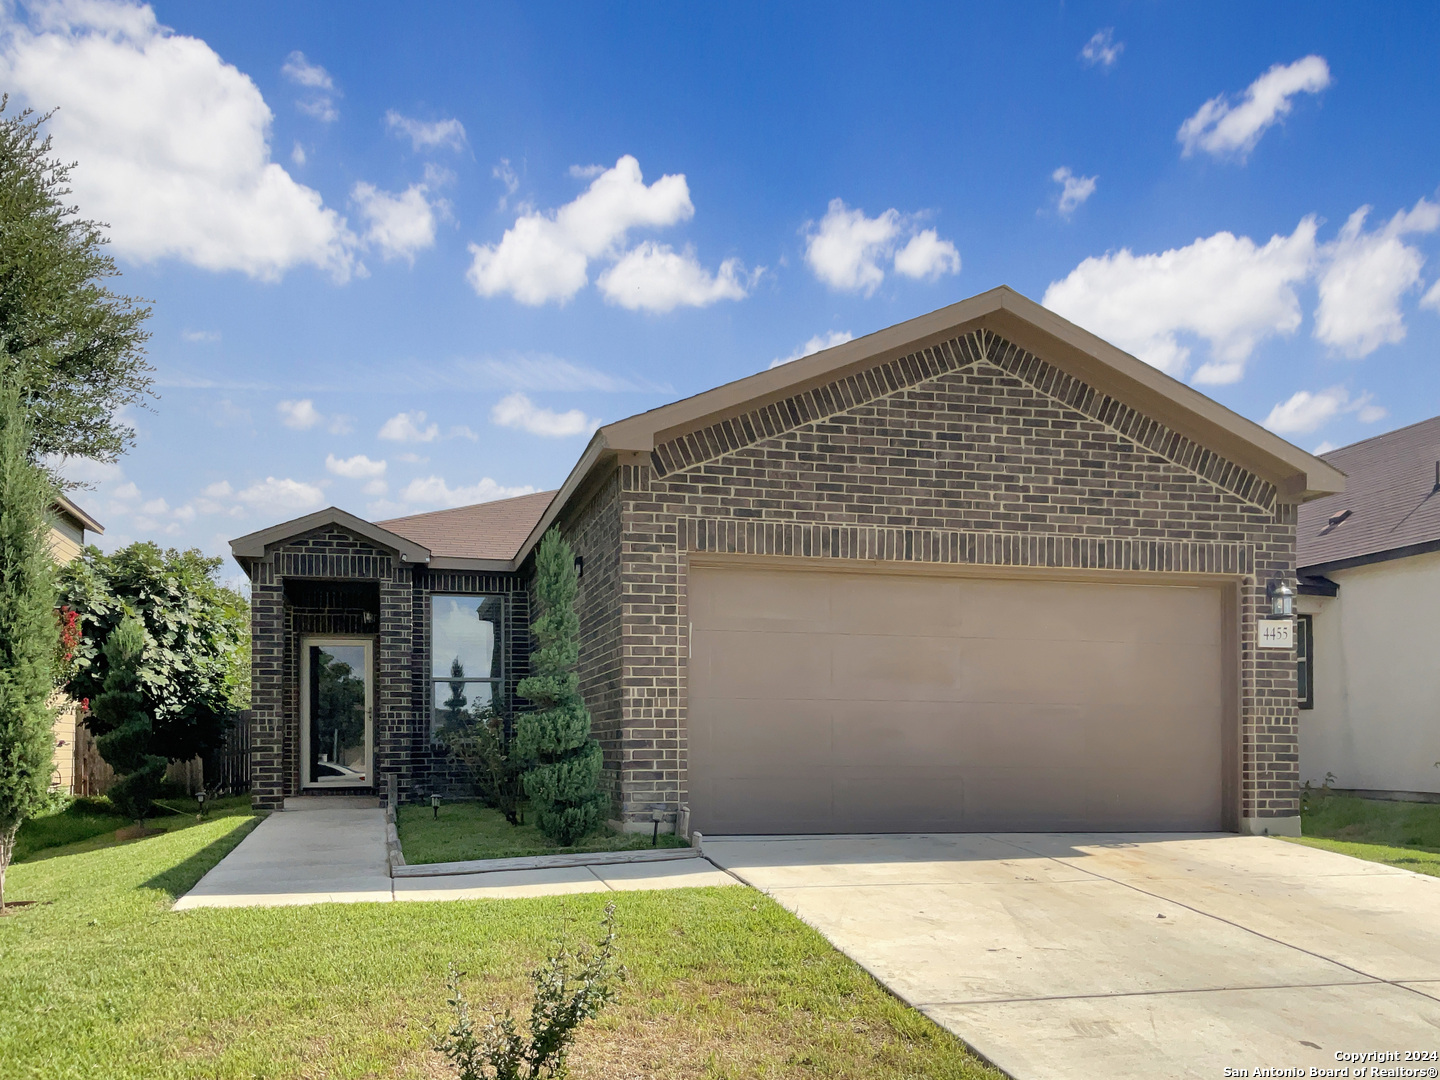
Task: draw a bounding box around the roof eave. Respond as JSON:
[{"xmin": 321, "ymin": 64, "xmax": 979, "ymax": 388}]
[
  {"xmin": 54, "ymin": 493, "xmax": 104, "ymax": 535},
  {"xmin": 229, "ymin": 506, "xmax": 433, "ymax": 567}
]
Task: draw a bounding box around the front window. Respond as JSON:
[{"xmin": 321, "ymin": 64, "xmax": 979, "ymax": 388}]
[
  {"xmin": 1296, "ymin": 613, "xmax": 1313, "ymax": 710},
  {"xmin": 432, "ymin": 595, "xmax": 503, "ymax": 738}
]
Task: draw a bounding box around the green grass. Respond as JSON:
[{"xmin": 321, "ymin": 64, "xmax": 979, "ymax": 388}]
[
  {"xmin": 1, "ymin": 806, "xmax": 999, "ymax": 1079},
  {"xmin": 1285, "ymin": 794, "xmax": 1440, "ymax": 877},
  {"xmin": 13, "ymin": 795, "xmax": 256, "ymax": 864},
  {"xmin": 398, "ymin": 800, "xmax": 686, "ymax": 864}
]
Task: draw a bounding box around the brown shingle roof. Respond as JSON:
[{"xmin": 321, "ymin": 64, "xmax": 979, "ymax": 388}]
[
  {"xmin": 377, "ymin": 490, "xmax": 556, "ymax": 561},
  {"xmin": 1297, "ymin": 415, "xmax": 1440, "ymax": 571}
]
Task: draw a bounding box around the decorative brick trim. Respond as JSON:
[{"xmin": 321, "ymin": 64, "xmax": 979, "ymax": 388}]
[
  {"xmin": 683, "ymin": 518, "xmax": 1254, "ymax": 575},
  {"xmin": 650, "ymin": 329, "xmax": 1274, "ymax": 513},
  {"xmin": 650, "ymin": 333, "xmax": 982, "ymax": 477},
  {"xmin": 983, "ymin": 335, "xmax": 1276, "ymax": 511}
]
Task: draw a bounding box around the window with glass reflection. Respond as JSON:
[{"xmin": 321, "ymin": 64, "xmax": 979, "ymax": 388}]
[{"xmin": 431, "ymin": 595, "xmax": 503, "ymax": 738}]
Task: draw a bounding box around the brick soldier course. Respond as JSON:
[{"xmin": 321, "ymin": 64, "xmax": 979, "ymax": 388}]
[{"xmin": 231, "ymin": 287, "xmax": 1343, "ymax": 834}]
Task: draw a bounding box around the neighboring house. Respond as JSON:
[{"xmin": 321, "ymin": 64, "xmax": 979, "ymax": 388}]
[
  {"xmin": 231, "ymin": 287, "xmax": 1343, "ymax": 837},
  {"xmin": 47, "ymin": 494, "xmax": 104, "ymax": 793},
  {"xmin": 1297, "ymin": 416, "xmax": 1440, "ymax": 801}
]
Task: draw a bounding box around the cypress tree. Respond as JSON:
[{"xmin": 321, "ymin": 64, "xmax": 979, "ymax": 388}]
[
  {"xmin": 0, "ymin": 383, "xmax": 59, "ymax": 910},
  {"xmin": 90, "ymin": 615, "xmax": 165, "ymax": 827},
  {"xmin": 514, "ymin": 530, "xmax": 605, "ymax": 845}
]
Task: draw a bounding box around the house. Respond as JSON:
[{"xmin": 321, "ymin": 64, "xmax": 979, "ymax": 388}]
[
  {"xmin": 230, "ymin": 286, "xmax": 1343, "ymax": 837},
  {"xmin": 47, "ymin": 494, "xmax": 104, "ymax": 793},
  {"xmin": 1297, "ymin": 416, "xmax": 1440, "ymax": 801}
]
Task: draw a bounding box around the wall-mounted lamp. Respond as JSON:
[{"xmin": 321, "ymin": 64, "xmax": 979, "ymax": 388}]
[
  {"xmin": 574, "ymin": 555, "xmax": 585, "ymax": 581},
  {"xmin": 1266, "ymin": 577, "xmax": 1295, "ymax": 618}
]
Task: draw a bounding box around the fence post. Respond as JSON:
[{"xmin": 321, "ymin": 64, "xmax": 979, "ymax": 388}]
[{"xmin": 384, "ymin": 772, "xmax": 397, "ymax": 809}]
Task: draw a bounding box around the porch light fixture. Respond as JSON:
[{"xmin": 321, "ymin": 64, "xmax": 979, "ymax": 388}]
[
  {"xmin": 574, "ymin": 555, "xmax": 585, "ymax": 581},
  {"xmin": 1266, "ymin": 577, "xmax": 1295, "ymax": 618},
  {"xmin": 431, "ymin": 793, "xmax": 442, "ymax": 820}
]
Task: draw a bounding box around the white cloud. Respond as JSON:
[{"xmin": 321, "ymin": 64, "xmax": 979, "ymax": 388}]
[
  {"xmin": 1263, "ymin": 387, "xmax": 1352, "ymax": 434},
  {"xmin": 277, "ymin": 398, "xmax": 323, "ymax": 430},
  {"xmin": 1311, "ymin": 440, "xmax": 1337, "ymax": 455},
  {"xmin": 490, "ymin": 393, "xmax": 601, "ymax": 438},
  {"xmin": 140, "ymin": 496, "xmax": 169, "ymax": 515},
  {"xmin": 892, "ymin": 229, "xmax": 961, "ymax": 281},
  {"xmin": 449, "ymin": 425, "xmax": 479, "ymax": 441},
  {"xmin": 235, "ymin": 476, "xmax": 326, "ymax": 515},
  {"xmin": 325, "ymin": 453, "xmax": 386, "ymax": 479},
  {"xmin": 352, "ymin": 182, "xmax": 437, "ymax": 263},
  {"xmin": 397, "ymin": 452, "xmax": 429, "ymax": 464},
  {"xmin": 569, "ymin": 164, "xmax": 606, "ymax": 179},
  {"xmin": 1080, "ymin": 29, "xmax": 1123, "ymax": 69},
  {"xmin": 804, "ymin": 200, "xmax": 901, "ymax": 294},
  {"xmin": 1043, "ymin": 218, "xmax": 1318, "ymax": 383},
  {"xmin": 466, "ymin": 354, "xmax": 663, "ymax": 393},
  {"xmin": 770, "ymin": 330, "xmax": 854, "ymax": 369},
  {"xmin": 804, "ymin": 199, "xmax": 959, "ymax": 294},
  {"xmin": 1178, "ymin": 55, "xmax": 1331, "ymax": 160},
  {"xmin": 1423, "ymin": 278, "xmax": 1440, "ymax": 313},
  {"xmin": 493, "ymin": 158, "xmax": 519, "ymax": 209},
  {"xmin": 0, "ymin": 3, "xmax": 355, "ymax": 280},
  {"xmin": 379, "ymin": 410, "xmax": 440, "ymax": 442},
  {"xmin": 112, "ymin": 481, "xmax": 141, "ymax": 500},
  {"xmin": 1052, "ymin": 167, "xmax": 1097, "ymax": 217},
  {"xmin": 1263, "ymin": 386, "xmax": 1385, "ymax": 435},
  {"xmin": 385, "ymin": 109, "xmax": 466, "ymax": 152},
  {"xmin": 290, "ymin": 141, "xmax": 306, "ymax": 167},
  {"xmin": 395, "ymin": 475, "xmax": 537, "ymax": 511},
  {"xmin": 362, "ymin": 479, "xmax": 387, "ymax": 496},
  {"xmin": 1314, "ymin": 199, "xmax": 1440, "ymax": 357},
  {"xmin": 596, "ymin": 242, "xmax": 753, "ymax": 312},
  {"xmin": 201, "ymin": 481, "xmax": 233, "ymax": 498},
  {"xmin": 467, "ymin": 155, "xmax": 695, "ymax": 305},
  {"xmin": 282, "ymin": 50, "xmax": 337, "ymax": 122},
  {"xmin": 182, "ymin": 328, "xmax": 220, "ymax": 343}
]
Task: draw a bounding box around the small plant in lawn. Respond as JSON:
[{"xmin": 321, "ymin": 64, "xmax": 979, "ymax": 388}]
[
  {"xmin": 437, "ymin": 901, "xmax": 623, "ymax": 1080},
  {"xmin": 514, "ymin": 529, "xmax": 606, "ymax": 846},
  {"xmin": 89, "ymin": 616, "xmax": 166, "ymax": 829},
  {"xmin": 0, "ymin": 383, "xmax": 61, "ymax": 911}
]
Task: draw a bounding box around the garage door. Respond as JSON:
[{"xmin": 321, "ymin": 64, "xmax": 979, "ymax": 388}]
[{"xmin": 687, "ymin": 563, "xmax": 1224, "ymax": 834}]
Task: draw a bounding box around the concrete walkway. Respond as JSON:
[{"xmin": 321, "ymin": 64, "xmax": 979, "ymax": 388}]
[
  {"xmin": 174, "ymin": 808, "xmax": 734, "ymax": 909},
  {"xmin": 704, "ymin": 833, "xmax": 1440, "ymax": 1080}
]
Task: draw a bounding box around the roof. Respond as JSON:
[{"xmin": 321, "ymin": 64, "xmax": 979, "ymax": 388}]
[
  {"xmin": 232, "ymin": 286, "xmax": 1345, "ymax": 575},
  {"xmin": 513, "ymin": 285, "xmax": 1346, "ymax": 565},
  {"xmin": 1297, "ymin": 415, "xmax": 1440, "ymax": 574},
  {"xmin": 53, "ymin": 493, "xmax": 104, "ymax": 535},
  {"xmin": 378, "ymin": 491, "xmax": 556, "ymax": 561}
]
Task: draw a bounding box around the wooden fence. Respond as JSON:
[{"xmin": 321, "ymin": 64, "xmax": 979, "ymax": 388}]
[{"xmin": 69, "ymin": 709, "xmax": 251, "ymax": 797}]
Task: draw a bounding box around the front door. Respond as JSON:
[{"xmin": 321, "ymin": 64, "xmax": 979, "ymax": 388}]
[{"xmin": 300, "ymin": 637, "xmax": 373, "ymax": 788}]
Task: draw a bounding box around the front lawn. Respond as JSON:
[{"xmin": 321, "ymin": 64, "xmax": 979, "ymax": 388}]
[
  {"xmin": 14, "ymin": 793, "xmax": 254, "ymax": 863},
  {"xmin": 1286, "ymin": 793, "xmax": 1440, "ymax": 877},
  {"xmin": 397, "ymin": 799, "xmax": 686, "ymax": 864},
  {"xmin": 2, "ymin": 803, "xmax": 999, "ymax": 1079}
]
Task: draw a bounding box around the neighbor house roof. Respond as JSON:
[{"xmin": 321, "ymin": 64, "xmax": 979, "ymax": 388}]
[
  {"xmin": 53, "ymin": 493, "xmax": 104, "ymax": 536},
  {"xmin": 378, "ymin": 491, "xmax": 556, "ymax": 561},
  {"xmin": 1297, "ymin": 415, "xmax": 1440, "ymax": 574}
]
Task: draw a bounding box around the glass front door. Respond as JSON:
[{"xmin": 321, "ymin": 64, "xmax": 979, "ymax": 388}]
[{"xmin": 301, "ymin": 638, "xmax": 372, "ymax": 787}]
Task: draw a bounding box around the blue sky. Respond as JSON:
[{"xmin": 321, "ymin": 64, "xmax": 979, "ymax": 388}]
[{"xmin": 7, "ymin": 1, "xmax": 1440, "ymax": 574}]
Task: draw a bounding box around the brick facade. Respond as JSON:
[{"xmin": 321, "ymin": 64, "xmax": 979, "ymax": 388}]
[
  {"xmin": 245, "ymin": 527, "xmax": 528, "ymax": 809},
  {"xmin": 575, "ymin": 328, "xmax": 1298, "ymax": 828}
]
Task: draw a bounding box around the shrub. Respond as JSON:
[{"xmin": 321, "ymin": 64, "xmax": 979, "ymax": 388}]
[
  {"xmin": 439, "ymin": 705, "xmax": 527, "ymax": 825},
  {"xmin": 437, "ymin": 902, "xmax": 623, "ymax": 1080},
  {"xmin": 89, "ymin": 616, "xmax": 166, "ymax": 826},
  {"xmin": 514, "ymin": 530, "xmax": 605, "ymax": 846}
]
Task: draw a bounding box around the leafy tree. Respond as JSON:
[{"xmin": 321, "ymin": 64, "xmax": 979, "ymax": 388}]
[
  {"xmin": 514, "ymin": 530, "xmax": 605, "ymax": 845},
  {"xmin": 314, "ymin": 650, "xmax": 364, "ymax": 762},
  {"xmin": 0, "ymin": 383, "xmax": 59, "ymax": 910},
  {"xmin": 58, "ymin": 544, "xmax": 248, "ymax": 764},
  {"xmin": 442, "ymin": 657, "xmax": 470, "ymax": 728},
  {"xmin": 90, "ymin": 616, "xmax": 165, "ymax": 826},
  {"xmin": 0, "ymin": 98, "xmax": 153, "ymax": 465}
]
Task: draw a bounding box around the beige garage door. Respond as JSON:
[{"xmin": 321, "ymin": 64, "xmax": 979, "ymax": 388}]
[{"xmin": 688, "ymin": 563, "xmax": 1224, "ymax": 834}]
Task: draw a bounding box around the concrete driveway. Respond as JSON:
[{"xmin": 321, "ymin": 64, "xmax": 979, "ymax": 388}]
[{"xmin": 703, "ymin": 833, "xmax": 1440, "ymax": 1080}]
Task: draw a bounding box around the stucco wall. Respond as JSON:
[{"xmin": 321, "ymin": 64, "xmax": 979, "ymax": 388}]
[{"xmin": 1300, "ymin": 550, "xmax": 1440, "ymax": 796}]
